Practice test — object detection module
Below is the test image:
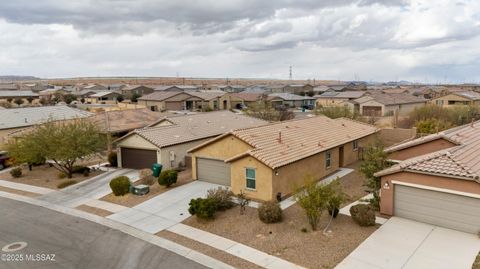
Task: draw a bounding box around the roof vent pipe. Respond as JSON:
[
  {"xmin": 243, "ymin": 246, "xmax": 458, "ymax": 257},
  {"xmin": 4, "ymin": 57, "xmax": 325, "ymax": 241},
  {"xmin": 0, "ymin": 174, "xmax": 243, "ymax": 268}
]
[{"xmin": 278, "ymin": 130, "xmax": 282, "ymax": 143}]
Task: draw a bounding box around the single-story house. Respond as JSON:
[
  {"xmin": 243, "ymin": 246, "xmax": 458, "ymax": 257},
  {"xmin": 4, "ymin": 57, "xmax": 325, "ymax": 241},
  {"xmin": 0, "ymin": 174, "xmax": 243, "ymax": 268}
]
[
  {"xmin": 353, "ymin": 93, "xmax": 427, "ymax": 116},
  {"xmin": 0, "ymin": 90, "xmax": 40, "ymax": 105},
  {"xmin": 243, "ymin": 85, "xmax": 268, "ymax": 94},
  {"xmin": 0, "ymin": 106, "xmax": 93, "ymax": 149},
  {"xmin": 120, "ymin": 85, "xmax": 154, "ymax": 99},
  {"xmin": 115, "ymin": 111, "xmax": 267, "ymax": 170},
  {"xmin": 216, "ymin": 85, "xmax": 246, "ymax": 93},
  {"xmin": 86, "ymin": 91, "xmax": 122, "ymax": 104},
  {"xmin": 315, "ymin": 91, "xmax": 366, "ymax": 107},
  {"xmin": 82, "ymin": 84, "xmax": 108, "ymax": 92},
  {"xmin": 375, "ymin": 122, "xmax": 480, "ymax": 233},
  {"xmin": 267, "ymin": 93, "xmax": 316, "ymax": 108},
  {"xmin": 430, "ymin": 91, "xmax": 480, "ymax": 107},
  {"xmin": 313, "ymin": 85, "xmax": 347, "ymax": 94},
  {"xmin": 154, "ymin": 85, "xmax": 199, "ymax": 92},
  {"xmin": 265, "ymin": 84, "xmax": 286, "ymax": 93},
  {"xmin": 219, "ymin": 92, "xmax": 266, "ymax": 110},
  {"xmin": 188, "ymin": 91, "xmax": 225, "ymax": 111},
  {"xmin": 138, "ymin": 91, "xmax": 224, "ymax": 112},
  {"xmin": 72, "ymin": 90, "xmax": 97, "ymax": 99},
  {"xmin": 188, "ymin": 116, "xmax": 378, "ymax": 201},
  {"xmin": 282, "ymin": 84, "xmax": 314, "ymax": 95}
]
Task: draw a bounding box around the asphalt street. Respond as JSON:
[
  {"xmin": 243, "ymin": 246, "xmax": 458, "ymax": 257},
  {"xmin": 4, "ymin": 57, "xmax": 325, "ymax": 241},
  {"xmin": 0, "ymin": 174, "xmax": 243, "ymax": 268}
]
[{"xmin": 0, "ymin": 197, "xmax": 208, "ymax": 269}]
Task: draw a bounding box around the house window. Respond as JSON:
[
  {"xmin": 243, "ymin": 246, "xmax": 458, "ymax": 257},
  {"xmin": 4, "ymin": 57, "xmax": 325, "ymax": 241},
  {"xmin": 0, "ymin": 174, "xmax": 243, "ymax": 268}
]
[
  {"xmin": 246, "ymin": 168, "xmax": 256, "ymax": 189},
  {"xmin": 353, "ymin": 140, "xmax": 359, "ymax": 151},
  {"xmin": 325, "ymin": 151, "xmax": 331, "ymax": 168}
]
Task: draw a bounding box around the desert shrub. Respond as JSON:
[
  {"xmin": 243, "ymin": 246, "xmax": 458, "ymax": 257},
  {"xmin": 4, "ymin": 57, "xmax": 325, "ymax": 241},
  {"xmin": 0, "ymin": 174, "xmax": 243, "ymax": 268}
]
[
  {"xmin": 57, "ymin": 172, "xmax": 67, "ymax": 179},
  {"xmin": 301, "ymin": 227, "xmax": 308, "ymax": 233},
  {"xmin": 139, "ymin": 168, "xmax": 156, "ymax": 185},
  {"xmin": 10, "ymin": 167, "xmax": 22, "ymax": 178},
  {"xmin": 109, "ymin": 176, "xmax": 131, "ymax": 196},
  {"xmin": 350, "ymin": 204, "xmax": 376, "ymax": 226},
  {"xmin": 139, "ymin": 168, "xmax": 152, "ymax": 178},
  {"xmin": 415, "ymin": 118, "xmax": 452, "ymax": 134},
  {"xmin": 315, "ymin": 106, "xmax": 357, "ymax": 119},
  {"xmin": 82, "ymin": 169, "xmax": 90, "ymax": 177},
  {"xmin": 206, "ymin": 187, "xmax": 234, "ymax": 211},
  {"xmin": 72, "ymin": 165, "xmax": 90, "ymax": 174},
  {"xmin": 57, "ymin": 180, "xmax": 77, "ymax": 189},
  {"xmin": 108, "ymin": 151, "xmax": 118, "ymax": 167},
  {"xmin": 236, "ymin": 190, "xmax": 250, "ymax": 215},
  {"xmin": 188, "ymin": 198, "xmax": 217, "ymax": 220},
  {"xmin": 258, "ymin": 201, "xmax": 283, "ymax": 223},
  {"xmin": 158, "ymin": 170, "xmax": 177, "ymax": 187}
]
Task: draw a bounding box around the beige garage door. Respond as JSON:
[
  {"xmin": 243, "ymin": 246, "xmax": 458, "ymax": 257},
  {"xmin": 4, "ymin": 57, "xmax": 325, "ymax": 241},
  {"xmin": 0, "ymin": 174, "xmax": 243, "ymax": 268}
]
[
  {"xmin": 197, "ymin": 158, "xmax": 231, "ymax": 186},
  {"xmin": 394, "ymin": 184, "xmax": 480, "ymax": 233}
]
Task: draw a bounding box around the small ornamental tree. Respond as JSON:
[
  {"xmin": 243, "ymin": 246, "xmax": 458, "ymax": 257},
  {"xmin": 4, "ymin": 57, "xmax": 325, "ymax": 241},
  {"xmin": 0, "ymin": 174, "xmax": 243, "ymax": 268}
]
[
  {"xmin": 63, "ymin": 94, "xmax": 77, "ymax": 104},
  {"xmin": 26, "ymin": 96, "xmax": 34, "ymax": 104},
  {"xmin": 7, "ymin": 118, "xmax": 105, "ymax": 178},
  {"xmin": 116, "ymin": 95, "xmax": 124, "ymax": 103},
  {"xmin": 131, "ymin": 93, "xmax": 141, "ymax": 103},
  {"xmin": 158, "ymin": 170, "xmax": 178, "ymax": 187},
  {"xmin": 294, "ymin": 177, "xmax": 329, "ymax": 231},
  {"xmin": 359, "ymin": 142, "xmax": 389, "ymax": 210},
  {"xmin": 14, "ymin": 98, "xmax": 24, "ymax": 106}
]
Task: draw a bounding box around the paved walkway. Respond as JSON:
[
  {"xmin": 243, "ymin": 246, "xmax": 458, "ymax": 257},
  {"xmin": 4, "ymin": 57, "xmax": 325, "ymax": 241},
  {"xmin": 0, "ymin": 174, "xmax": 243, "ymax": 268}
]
[
  {"xmin": 38, "ymin": 168, "xmax": 138, "ymax": 207},
  {"xmin": 168, "ymin": 224, "xmax": 306, "ymax": 269},
  {"xmin": 108, "ymin": 181, "xmax": 222, "ymax": 233},
  {"xmin": 336, "ymin": 217, "xmax": 480, "ymax": 269},
  {"xmin": 247, "ymin": 168, "xmax": 354, "ymax": 209}
]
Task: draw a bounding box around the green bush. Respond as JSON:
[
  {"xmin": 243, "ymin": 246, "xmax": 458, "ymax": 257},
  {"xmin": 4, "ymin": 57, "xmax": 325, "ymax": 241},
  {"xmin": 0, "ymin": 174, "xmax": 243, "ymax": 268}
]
[
  {"xmin": 108, "ymin": 151, "xmax": 118, "ymax": 167},
  {"xmin": 57, "ymin": 180, "xmax": 77, "ymax": 189},
  {"xmin": 158, "ymin": 170, "xmax": 177, "ymax": 187},
  {"xmin": 350, "ymin": 204, "xmax": 376, "ymax": 226},
  {"xmin": 10, "ymin": 167, "xmax": 22, "ymax": 178},
  {"xmin": 57, "ymin": 172, "xmax": 67, "ymax": 179},
  {"xmin": 206, "ymin": 187, "xmax": 234, "ymax": 211},
  {"xmin": 72, "ymin": 165, "xmax": 90, "ymax": 174},
  {"xmin": 109, "ymin": 176, "xmax": 131, "ymax": 196},
  {"xmin": 258, "ymin": 201, "xmax": 283, "ymax": 223},
  {"xmin": 188, "ymin": 198, "xmax": 217, "ymax": 220}
]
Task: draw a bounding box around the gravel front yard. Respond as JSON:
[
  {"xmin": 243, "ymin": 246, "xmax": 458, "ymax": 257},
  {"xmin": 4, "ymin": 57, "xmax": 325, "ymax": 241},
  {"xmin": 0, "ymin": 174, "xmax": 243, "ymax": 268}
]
[
  {"xmin": 0, "ymin": 164, "xmax": 103, "ymax": 190},
  {"xmin": 338, "ymin": 162, "xmax": 369, "ymax": 204},
  {"xmin": 184, "ymin": 203, "xmax": 377, "ymax": 269},
  {"xmin": 100, "ymin": 169, "xmax": 193, "ymax": 207},
  {"xmin": 158, "ymin": 230, "xmax": 263, "ymax": 269}
]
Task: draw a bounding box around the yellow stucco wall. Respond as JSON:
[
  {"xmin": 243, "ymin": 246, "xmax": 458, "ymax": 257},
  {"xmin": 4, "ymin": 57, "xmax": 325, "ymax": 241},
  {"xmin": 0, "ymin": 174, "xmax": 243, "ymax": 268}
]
[
  {"xmin": 431, "ymin": 94, "xmax": 478, "ymax": 107},
  {"xmin": 231, "ymin": 156, "xmax": 273, "ymax": 201},
  {"xmin": 190, "ymin": 134, "xmax": 253, "ymax": 179}
]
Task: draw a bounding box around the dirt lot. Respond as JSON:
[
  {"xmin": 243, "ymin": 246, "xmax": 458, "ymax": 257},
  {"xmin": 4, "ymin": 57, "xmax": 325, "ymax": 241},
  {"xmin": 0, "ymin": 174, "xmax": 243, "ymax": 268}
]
[
  {"xmin": 100, "ymin": 169, "xmax": 194, "ymax": 207},
  {"xmin": 0, "ymin": 164, "xmax": 103, "ymax": 190},
  {"xmin": 184, "ymin": 203, "xmax": 377, "ymax": 269}
]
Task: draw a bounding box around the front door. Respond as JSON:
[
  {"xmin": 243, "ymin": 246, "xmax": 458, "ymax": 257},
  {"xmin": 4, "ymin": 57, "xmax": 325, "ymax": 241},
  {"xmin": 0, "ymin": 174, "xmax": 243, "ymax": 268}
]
[{"xmin": 339, "ymin": 146, "xmax": 344, "ymax": 167}]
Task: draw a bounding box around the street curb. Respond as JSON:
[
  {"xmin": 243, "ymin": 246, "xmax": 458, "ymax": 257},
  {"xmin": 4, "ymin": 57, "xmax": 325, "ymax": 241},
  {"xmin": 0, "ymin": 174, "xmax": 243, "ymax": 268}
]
[{"xmin": 0, "ymin": 191, "xmax": 234, "ymax": 269}]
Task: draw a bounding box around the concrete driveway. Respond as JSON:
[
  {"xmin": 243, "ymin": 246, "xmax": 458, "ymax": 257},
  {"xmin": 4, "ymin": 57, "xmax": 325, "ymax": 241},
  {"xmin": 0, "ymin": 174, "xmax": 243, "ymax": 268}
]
[
  {"xmin": 336, "ymin": 217, "xmax": 480, "ymax": 269},
  {"xmin": 108, "ymin": 181, "xmax": 223, "ymax": 233}
]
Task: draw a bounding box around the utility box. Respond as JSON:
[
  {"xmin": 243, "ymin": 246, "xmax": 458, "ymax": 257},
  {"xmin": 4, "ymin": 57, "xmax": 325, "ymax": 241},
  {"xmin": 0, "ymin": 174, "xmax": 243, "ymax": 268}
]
[
  {"xmin": 152, "ymin": 163, "xmax": 162, "ymax": 177},
  {"xmin": 131, "ymin": 184, "xmax": 149, "ymax": 196}
]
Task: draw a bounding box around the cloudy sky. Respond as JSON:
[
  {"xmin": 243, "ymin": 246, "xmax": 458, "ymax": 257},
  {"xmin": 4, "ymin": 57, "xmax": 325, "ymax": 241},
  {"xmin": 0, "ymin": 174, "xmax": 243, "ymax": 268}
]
[{"xmin": 0, "ymin": 0, "xmax": 479, "ymax": 82}]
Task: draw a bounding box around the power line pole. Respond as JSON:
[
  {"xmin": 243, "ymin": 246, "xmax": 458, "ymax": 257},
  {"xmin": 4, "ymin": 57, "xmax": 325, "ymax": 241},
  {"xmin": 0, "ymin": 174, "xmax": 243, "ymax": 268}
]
[{"xmin": 289, "ymin": 66, "xmax": 292, "ymax": 80}]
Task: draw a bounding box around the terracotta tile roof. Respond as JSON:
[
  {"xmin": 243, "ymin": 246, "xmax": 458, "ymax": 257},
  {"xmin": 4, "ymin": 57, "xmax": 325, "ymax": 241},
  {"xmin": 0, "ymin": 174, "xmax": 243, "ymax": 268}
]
[
  {"xmin": 137, "ymin": 91, "xmax": 183, "ymax": 101},
  {"xmin": 188, "ymin": 91, "xmax": 225, "ymax": 100},
  {"xmin": 356, "ymin": 93, "xmax": 427, "ymax": 105},
  {"xmin": 377, "ymin": 121, "xmax": 480, "ymax": 181},
  {"xmin": 451, "ymin": 91, "xmax": 480, "ymax": 100},
  {"xmin": 217, "ymin": 116, "xmax": 377, "ymax": 169},
  {"xmin": 315, "ymin": 91, "xmax": 366, "ymax": 99},
  {"xmin": 121, "ymin": 111, "xmax": 268, "ymax": 148},
  {"xmin": 229, "ymin": 93, "xmax": 265, "ymax": 102}
]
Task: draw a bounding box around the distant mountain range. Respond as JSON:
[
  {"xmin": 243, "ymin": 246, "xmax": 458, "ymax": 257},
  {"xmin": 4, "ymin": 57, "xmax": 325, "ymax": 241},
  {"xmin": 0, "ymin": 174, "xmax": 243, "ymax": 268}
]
[{"xmin": 0, "ymin": 75, "xmax": 41, "ymax": 82}]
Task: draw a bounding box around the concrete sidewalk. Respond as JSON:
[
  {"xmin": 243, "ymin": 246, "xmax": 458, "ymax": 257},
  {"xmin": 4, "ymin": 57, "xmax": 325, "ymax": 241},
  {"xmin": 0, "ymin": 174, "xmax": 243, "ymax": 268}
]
[
  {"xmin": 38, "ymin": 169, "xmax": 139, "ymax": 207},
  {"xmin": 336, "ymin": 217, "xmax": 480, "ymax": 269},
  {"xmin": 0, "ymin": 179, "xmax": 54, "ymax": 195}
]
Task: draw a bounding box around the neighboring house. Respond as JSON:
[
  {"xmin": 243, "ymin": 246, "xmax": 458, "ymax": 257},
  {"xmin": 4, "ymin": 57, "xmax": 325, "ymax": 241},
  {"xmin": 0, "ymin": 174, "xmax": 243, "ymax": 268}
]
[
  {"xmin": 313, "ymin": 84, "xmax": 347, "ymax": 95},
  {"xmin": 353, "ymin": 93, "xmax": 427, "ymax": 116},
  {"xmin": 20, "ymin": 83, "xmax": 46, "ymax": 92},
  {"xmin": 375, "ymin": 122, "xmax": 480, "ymax": 233},
  {"xmin": 82, "ymin": 84, "xmax": 107, "ymax": 92},
  {"xmin": 282, "ymin": 84, "xmax": 314, "ymax": 95},
  {"xmin": 243, "ymin": 85, "xmax": 268, "ymax": 94},
  {"xmin": 218, "ymin": 85, "xmax": 246, "ymax": 93},
  {"xmin": 120, "ymin": 85, "xmax": 154, "ymax": 99},
  {"xmin": 188, "ymin": 116, "xmax": 377, "ymax": 201},
  {"xmin": 104, "ymin": 84, "xmax": 126, "ymax": 91},
  {"xmin": 115, "ymin": 111, "xmax": 267, "ymax": 169},
  {"xmin": 0, "ymin": 106, "xmax": 93, "ymax": 148},
  {"xmin": 91, "ymin": 108, "xmax": 169, "ymax": 136},
  {"xmin": 86, "ymin": 91, "xmax": 122, "ymax": 104},
  {"xmin": 381, "ymin": 88, "xmax": 410, "ymax": 94},
  {"xmin": 138, "ymin": 91, "xmax": 224, "ymax": 111},
  {"xmin": 154, "ymin": 85, "xmax": 199, "ymax": 92},
  {"xmin": 267, "ymin": 93, "xmax": 316, "ymax": 108},
  {"xmin": 72, "ymin": 90, "xmax": 97, "ymax": 99},
  {"xmin": 219, "ymin": 92, "xmax": 265, "ymax": 110},
  {"xmin": 265, "ymin": 84, "xmax": 285, "ymax": 93},
  {"xmin": 430, "ymin": 91, "xmax": 480, "ymax": 107},
  {"xmin": 0, "ymin": 83, "xmax": 18, "ymax": 91},
  {"xmin": 0, "ymin": 90, "xmax": 40, "ymax": 105},
  {"xmin": 315, "ymin": 91, "xmax": 366, "ymax": 107}
]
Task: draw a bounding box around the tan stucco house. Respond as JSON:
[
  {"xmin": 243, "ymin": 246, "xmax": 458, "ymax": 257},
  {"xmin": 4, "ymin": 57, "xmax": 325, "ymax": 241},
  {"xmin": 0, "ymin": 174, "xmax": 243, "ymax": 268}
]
[
  {"xmin": 188, "ymin": 116, "xmax": 378, "ymax": 201},
  {"xmin": 375, "ymin": 122, "xmax": 480, "ymax": 233},
  {"xmin": 430, "ymin": 91, "xmax": 480, "ymax": 107},
  {"xmin": 114, "ymin": 111, "xmax": 267, "ymax": 170},
  {"xmin": 138, "ymin": 91, "xmax": 224, "ymax": 112},
  {"xmin": 353, "ymin": 93, "xmax": 427, "ymax": 116}
]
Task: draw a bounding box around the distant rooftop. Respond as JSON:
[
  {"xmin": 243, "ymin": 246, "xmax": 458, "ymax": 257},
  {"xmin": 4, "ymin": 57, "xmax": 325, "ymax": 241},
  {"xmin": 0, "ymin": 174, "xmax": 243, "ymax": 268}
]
[{"xmin": 0, "ymin": 90, "xmax": 38, "ymax": 97}]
